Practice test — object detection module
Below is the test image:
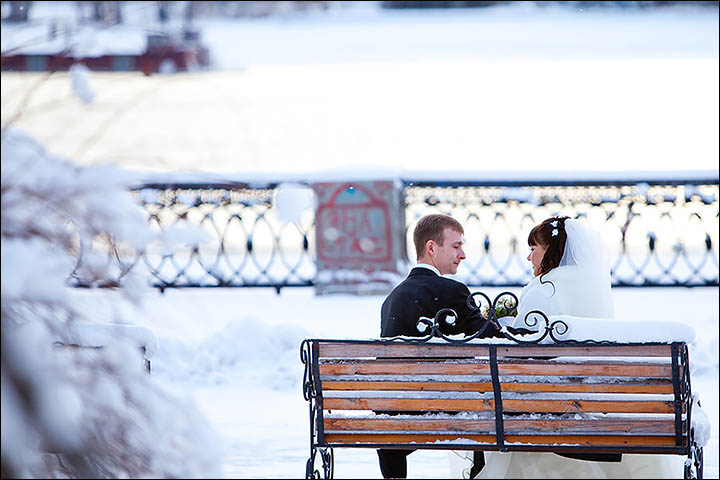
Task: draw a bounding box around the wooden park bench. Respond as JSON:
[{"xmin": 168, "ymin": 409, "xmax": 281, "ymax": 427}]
[{"xmin": 300, "ymin": 293, "xmax": 704, "ymax": 479}]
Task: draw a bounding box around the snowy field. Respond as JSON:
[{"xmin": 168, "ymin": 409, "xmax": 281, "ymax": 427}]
[
  {"xmin": 1, "ymin": 2, "xmax": 718, "ymax": 177},
  {"xmin": 67, "ymin": 285, "xmax": 719, "ymax": 479}
]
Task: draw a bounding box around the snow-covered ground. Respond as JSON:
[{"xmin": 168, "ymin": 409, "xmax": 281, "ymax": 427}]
[
  {"xmin": 67, "ymin": 285, "xmax": 719, "ymax": 479},
  {"xmin": 3, "ymin": 2, "xmax": 718, "ymax": 478}
]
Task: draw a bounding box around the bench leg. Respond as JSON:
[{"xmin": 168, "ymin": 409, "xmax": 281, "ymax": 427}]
[
  {"xmin": 306, "ymin": 446, "xmax": 334, "ymax": 479},
  {"xmin": 305, "ymin": 450, "xmax": 316, "ymax": 479},
  {"xmin": 684, "ymin": 442, "xmax": 703, "ymax": 479}
]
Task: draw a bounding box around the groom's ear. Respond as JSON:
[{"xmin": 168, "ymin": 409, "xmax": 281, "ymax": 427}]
[{"xmin": 425, "ymin": 239, "xmax": 436, "ymax": 256}]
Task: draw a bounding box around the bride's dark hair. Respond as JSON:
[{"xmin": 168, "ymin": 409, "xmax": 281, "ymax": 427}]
[{"xmin": 528, "ymin": 216, "xmax": 570, "ymax": 281}]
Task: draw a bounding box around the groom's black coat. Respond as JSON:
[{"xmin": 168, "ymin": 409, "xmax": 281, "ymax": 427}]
[
  {"xmin": 377, "ymin": 267, "xmax": 501, "ymax": 478},
  {"xmin": 381, "ymin": 267, "xmax": 503, "ymax": 339}
]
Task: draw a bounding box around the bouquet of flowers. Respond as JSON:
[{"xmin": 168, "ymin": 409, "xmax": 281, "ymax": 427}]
[
  {"xmin": 479, "ymin": 295, "xmax": 518, "ymax": 320},
  {"xmin": 495, "ymin": 295, "xmax": 518, "ymax": 319}
]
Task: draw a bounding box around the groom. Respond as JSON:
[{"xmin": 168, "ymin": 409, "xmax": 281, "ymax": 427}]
[{"xmin": 378, "ymin": 213, "xmax": 503, "ymax": 479}]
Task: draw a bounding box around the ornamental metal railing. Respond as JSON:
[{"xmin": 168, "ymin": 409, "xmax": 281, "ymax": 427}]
[
  {"xmin": 405, "ymin": 180, "xmax": 719, "ymax": 287},
  {"xmin": 69, "ymin": 178, "xmax": 719, "ymax": 290},
  {"xmin": 70, "ymin": 182, "xmax": 317, "ymax": 291}
]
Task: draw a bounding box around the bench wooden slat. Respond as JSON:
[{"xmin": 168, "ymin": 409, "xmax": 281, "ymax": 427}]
[
  {"xmin": 319, "ymin": 361, "xmax": 671, "ymax": 377},
  {"xmin": 319, "ymin": 343, "xmax": 480, "ymax": 358},
  {"xmin": 499, "ymin": 362, "xmax": 670, "ymax": 377},
  {"xmin": 324, "ymin": 397, "xmax": 494, "ymax": 412},
  {"xmin": 323, "ymin": 398, "xmax": 675, "ymax": 414},
  {"xmin": 500, "ymin": 381, "xmax": 673, "ymax": 394},
  {"xmin": 321, "ymin": 380, "xmax": 673, "ymax": 394},
  {"xmin": 324, "ymin": 432, "xmax": 496, "ymax": 445},
  {"xmin": 323, "ymin": 433, "xmax": 678, "ymax": 447},
  {"xmin": 319, "ymin": 362, "xmax": 488, "ymax": 375},
  {"xmin": 323, "ymin": 380, "xmax": 494, "ymax": 392},
  {"xmin": 495, "ymin": 344, "xmax": 673, "ymax": 358},
  {"xmin": 318, "ymin": 342, "xmax": 673, "ymax": 358},
  {"xmin": 500, "ymin": 399, "xmax": 675, "ymax": 414},
  {"xmin": 324, "ymin": 417, "xmax": 677, "ymax": 435}
]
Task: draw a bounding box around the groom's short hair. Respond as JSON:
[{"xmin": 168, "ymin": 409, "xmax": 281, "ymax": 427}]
[{"xmin": 413, "ymin": 214, "xmax": 464, "ymax": 260}]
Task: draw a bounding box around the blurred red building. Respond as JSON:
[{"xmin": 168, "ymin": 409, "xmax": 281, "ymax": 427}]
[{"xmin": 1, "ymin": 28, "xmax": 210, "ymax": 74}]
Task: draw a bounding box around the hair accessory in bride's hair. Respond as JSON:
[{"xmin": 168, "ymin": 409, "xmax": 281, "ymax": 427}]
[
  {"xmin": 552, "ymin": 229, "xmax": 559, "ymax": 236},
  {"xmin": 551, "ymin": 221, "xmax": 558, "ymax": 227}
]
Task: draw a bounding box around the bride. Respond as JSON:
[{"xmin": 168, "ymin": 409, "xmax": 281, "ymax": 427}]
[
  {"xmin": 449, "ymin": 216, "xmax": 685, "ymax": 479},
  {"xmin": 514, "ymin": 215, "xmax": 614, "ymax": 324}
]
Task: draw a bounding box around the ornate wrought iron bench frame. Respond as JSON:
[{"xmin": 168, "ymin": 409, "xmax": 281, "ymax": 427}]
[{"xmin": 300, "ymin": 291, "xmax": 704, "ymax": 479}]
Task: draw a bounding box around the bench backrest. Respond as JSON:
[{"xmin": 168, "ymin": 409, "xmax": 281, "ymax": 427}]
[{"xmin": 303, "ymin": 340, "xmax": 692, "ymax": 456}]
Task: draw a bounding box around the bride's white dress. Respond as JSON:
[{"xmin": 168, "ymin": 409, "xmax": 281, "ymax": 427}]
[
  {"xmin": 449, "ymin": 450, "xmax": 686, "ymax": 479},
  {"xmin": 513, "ymin": 263, "xmax": 614, "ymax": 328},
  {"xmin": 449, "ymin": 219, "xmax": 683, "ymax": 479}
]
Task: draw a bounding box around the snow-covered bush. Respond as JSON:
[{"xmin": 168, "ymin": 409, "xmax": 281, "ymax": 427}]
[{"xmin": 1, "ymin": 128, "xmax": 221, "ymax": 478}]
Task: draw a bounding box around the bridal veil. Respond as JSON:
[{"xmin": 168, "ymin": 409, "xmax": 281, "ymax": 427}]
[{"xmin": 514, "ymin": 217, "xmax": 615, "ymax": 327}]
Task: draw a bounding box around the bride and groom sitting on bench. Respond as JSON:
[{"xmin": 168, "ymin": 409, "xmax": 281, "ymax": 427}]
[{"xmin": 378, "ymin": 213, "xmax": 684, "ymax": 479}]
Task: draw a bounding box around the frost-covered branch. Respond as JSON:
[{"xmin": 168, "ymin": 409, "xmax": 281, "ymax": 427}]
[{"xmin": 1, "ymin": 128, "xmax": 221, "ymax": 478}]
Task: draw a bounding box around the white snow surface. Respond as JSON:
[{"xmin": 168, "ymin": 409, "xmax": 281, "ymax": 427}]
[
  {"xmin": 272, "ymin": 182, "xmax": 315, "ymax": 225},
  {"xmin": 63, "ymin": 322, "xmax": 159, "ymax": 359},
  {"xmin": 2, "ymin": 3, "xmax": 718, "ymax": 478},
  {"xmin": 68, "ymin": 62, "xmax": 95, "ymax": 105},
  {"xmin": 2, "ymin": 126, "xmax": 717, "ymax": 475},
  {"xmin": 66, "ymin": 285, "xmax": 718, "ymax": 478}
]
